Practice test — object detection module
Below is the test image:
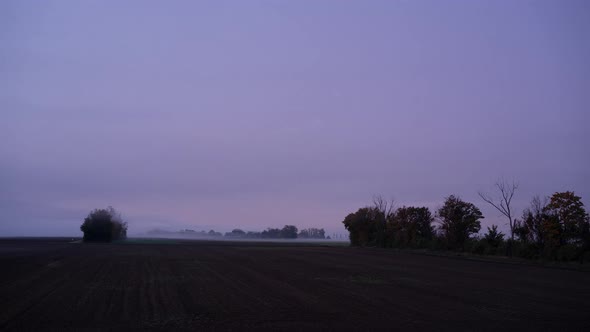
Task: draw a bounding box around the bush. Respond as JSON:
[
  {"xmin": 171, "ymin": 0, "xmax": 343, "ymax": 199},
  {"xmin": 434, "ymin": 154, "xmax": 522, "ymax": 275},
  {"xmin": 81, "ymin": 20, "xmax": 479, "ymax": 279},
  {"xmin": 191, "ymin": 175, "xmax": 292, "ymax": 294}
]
[
  {"xmin": 514, "ymin": 242, "xmax": 540, "ymax": 260},
  {"xmin": 80, "ymin": 207, "xmax": 127, "ymax": 242},
  {"xmin": 428, "ymin": 234, "xmax": 447, "ymax": 251},
  {"xmin": 556, "ymin": 244, "xmax": 579, "ymax": 262},
  {"xmin": 496, "ymin": 241, "xmax": 510, "ymax": 256},
  {"xmin": 470, "ymin": 239, "xmax": 487, "ymax": 255}
]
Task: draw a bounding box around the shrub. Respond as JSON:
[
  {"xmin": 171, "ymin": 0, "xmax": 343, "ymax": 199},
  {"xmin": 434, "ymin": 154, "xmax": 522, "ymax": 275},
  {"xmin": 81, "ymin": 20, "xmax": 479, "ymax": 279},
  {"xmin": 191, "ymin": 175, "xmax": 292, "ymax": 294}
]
[
  {"xmin": 515, "ymin": 242, "xmax": 540, "ymax": 260},
  {"xmin": 428, "ymin": 233, "xmax": 447, "ymax": 251},
  {"xmin": 556, "ymin": 244, "xmax": 579, "ymax": 262},
  {"xmin": 471, "ymin": 239, "xmax": 487, "ymax": 255},
  {"xmin": 80, "ymin": 207, "xmax": 127, "ymax": 242}
]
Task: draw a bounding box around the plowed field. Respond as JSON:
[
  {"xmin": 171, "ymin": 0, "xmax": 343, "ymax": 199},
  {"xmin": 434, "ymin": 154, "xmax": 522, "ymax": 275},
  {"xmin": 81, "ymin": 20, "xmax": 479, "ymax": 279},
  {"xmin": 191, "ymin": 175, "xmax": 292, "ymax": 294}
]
[{"xmin": 1, "ymin": 238, "xmax": 589, "ymax": 331}]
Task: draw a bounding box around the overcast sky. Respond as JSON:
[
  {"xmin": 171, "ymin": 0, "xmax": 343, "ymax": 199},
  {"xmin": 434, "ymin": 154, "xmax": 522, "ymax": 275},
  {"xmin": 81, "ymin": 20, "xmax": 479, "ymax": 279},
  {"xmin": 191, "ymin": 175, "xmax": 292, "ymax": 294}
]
[{"xmin": 1, "ymin": 0, "xmax": 589, "ymax": 236}]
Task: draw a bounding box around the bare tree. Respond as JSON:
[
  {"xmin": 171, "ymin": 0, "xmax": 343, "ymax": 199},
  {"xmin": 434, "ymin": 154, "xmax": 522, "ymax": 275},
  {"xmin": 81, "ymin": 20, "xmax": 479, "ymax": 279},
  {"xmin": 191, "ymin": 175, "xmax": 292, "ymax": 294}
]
[
  {"xmin": 478, "ymin": 179, "xmax": 518, "ymax": 256},
  {"xmin": 514, "ymin": 195, "xmax": 549, "ymax": 245},
  {"xmin": 372, "ymin": 195, "xmax": 395, "ymax": 219},
  {"xmin": 372, "ymin": 195, "xmax": 395, "ymax": 248}
]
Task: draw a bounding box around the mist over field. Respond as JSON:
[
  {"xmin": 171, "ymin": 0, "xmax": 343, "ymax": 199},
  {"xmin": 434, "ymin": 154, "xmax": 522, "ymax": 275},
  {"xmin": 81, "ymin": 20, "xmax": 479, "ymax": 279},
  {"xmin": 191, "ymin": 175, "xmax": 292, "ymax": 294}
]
[
  {"xmin": 1, "ymin": 0, "xmax": 589, "ymax": 237},
  {"xmin": 1, "ymin": 2, "xmax": 590, "ymax": 331}
]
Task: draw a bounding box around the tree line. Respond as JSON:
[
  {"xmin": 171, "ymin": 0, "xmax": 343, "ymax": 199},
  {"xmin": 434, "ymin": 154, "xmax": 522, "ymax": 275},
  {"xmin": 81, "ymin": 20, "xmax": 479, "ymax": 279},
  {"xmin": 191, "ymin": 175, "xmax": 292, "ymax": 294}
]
[
  {"xmin": 219, "ymin": 225, "xmax": 327, "ymax": 239},
  {"xmin": 147, "ymin": 225, "xmax": 329, "ymax": 240},
  {"xmin": 342, "ymin": 185, "xmax": 590, "ymax": 262},
  {"xmin": 81, "ymin": 208, "xmax": 328, "ymax": 242}
]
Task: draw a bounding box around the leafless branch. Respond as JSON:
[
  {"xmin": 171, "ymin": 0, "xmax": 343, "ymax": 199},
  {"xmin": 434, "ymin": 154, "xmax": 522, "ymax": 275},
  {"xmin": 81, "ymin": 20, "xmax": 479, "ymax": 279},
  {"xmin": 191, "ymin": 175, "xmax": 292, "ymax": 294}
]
[
  {"xmin": 372, "ymin": 194, "xmax": 395, "ymax": 218},
  {"xmin": 478, "ymin": 178, "xmax": 518, "ymax": 240}
]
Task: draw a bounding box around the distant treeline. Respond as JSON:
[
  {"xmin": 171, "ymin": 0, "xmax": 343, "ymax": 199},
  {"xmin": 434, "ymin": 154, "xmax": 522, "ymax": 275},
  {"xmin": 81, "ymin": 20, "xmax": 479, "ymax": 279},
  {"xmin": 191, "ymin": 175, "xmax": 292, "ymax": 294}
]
[
  {"xmin": 343, "ymin": 190, "xmax": 590, "ymax": 262},
  {"xmin": 148, "ymin": 225, "xmax": 328, "ymax": 240}
]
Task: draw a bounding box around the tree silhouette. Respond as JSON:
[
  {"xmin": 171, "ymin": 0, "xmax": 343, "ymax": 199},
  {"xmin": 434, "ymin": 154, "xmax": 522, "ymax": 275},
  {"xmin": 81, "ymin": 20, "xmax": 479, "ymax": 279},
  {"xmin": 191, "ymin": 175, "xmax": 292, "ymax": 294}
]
[
  {"xmin": 225, "ymin": 229, "xmax": 246, "ymax": 237},
  {"xmin": 372, "ymin": 195, "xmax": 395, "ymax": 248},
  {"xmin": 437, "ymin": 195, "xmax": 484, "ymax": 250},
  {"xmin": 299, "ymin": 228, "xmax": 326, "ymax": 239},
  {"xmin": 389, "ymin": 206, "xmax": 434, "ymax": 248},
  {"xmin": 544, "ymin": 191, "xmax": 590, "ymax": 246},
  {"xmin": 342, "ymin": 207, "xmax": 379, "ymax": 246},
  {"xmin": 514, "ymin": 196, "xmax": 547, "ymax": 247},
  {"xmin": 80, "ymin": 207, "xmax": 127, "ymax": 242},
  {"xmin": 483, "ymin": 225, "xmax": 504, "ymax": 248},
  {"xmin": 280, "ymin": 225, "xmax": 298, "ymax": 239},
  {"xmin": 479, "ymin": 179, "xmax": 518, "ymax": 256}
]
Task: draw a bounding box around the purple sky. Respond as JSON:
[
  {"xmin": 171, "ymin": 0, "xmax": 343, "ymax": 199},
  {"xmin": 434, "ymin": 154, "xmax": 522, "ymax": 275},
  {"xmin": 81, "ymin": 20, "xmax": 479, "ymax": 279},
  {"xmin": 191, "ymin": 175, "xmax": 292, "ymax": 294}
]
[{"xmin": 1, "ymin": 0, "xmax": 589, "ymax": 237}]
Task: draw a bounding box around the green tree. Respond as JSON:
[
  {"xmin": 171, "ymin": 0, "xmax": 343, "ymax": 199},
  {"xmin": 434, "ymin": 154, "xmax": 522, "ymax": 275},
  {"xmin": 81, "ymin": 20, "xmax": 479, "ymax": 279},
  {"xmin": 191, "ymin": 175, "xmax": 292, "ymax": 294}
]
[{"xmin": 437, "ymin": 195, "xmax": 484, "ymax": 250}]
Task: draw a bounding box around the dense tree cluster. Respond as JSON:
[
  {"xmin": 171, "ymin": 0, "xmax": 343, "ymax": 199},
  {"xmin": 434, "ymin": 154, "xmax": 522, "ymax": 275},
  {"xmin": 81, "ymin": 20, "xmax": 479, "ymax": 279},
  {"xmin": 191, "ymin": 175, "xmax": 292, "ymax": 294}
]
[
  {"xmin": 80, "ymin": 207, "xmax": 128, "ymax": 242},
  {"xmin": 343, "ymin": 196, "xmax": 476, "ymax": 249},
  {"xmin": 342, "ymin": 191, "xmax": 590, "ymax": 262},
  {"xmin": 514, "ymin": 191, "xmax": 590, "ymax": 261},
  {"xmin": 389, "ymin": 206, "xmax": 435, "ymax": 248}
]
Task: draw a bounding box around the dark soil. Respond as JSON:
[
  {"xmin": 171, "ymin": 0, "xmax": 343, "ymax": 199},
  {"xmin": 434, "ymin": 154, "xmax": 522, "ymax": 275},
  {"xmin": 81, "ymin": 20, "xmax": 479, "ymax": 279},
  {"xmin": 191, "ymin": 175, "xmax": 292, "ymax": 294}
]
[{"xmin": 1, "ymin": 238, "xmax": 589, "ymax": 331}]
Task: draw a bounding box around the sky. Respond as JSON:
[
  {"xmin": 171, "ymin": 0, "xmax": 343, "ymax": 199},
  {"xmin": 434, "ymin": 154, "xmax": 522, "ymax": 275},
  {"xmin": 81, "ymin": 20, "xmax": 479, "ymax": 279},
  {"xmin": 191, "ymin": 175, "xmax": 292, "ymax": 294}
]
[{"xmin": 1, "ymin": 0, "xmax": 589, "ymax": 237}]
